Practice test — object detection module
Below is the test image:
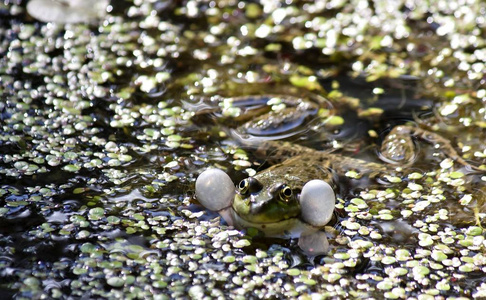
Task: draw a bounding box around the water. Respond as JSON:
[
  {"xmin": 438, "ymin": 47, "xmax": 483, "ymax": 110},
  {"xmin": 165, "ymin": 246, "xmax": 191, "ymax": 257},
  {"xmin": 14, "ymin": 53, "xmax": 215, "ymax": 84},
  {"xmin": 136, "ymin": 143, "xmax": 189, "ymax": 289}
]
[{"xmin": 1, "ymin": 0, "xmax": 486, "ymax": 298}]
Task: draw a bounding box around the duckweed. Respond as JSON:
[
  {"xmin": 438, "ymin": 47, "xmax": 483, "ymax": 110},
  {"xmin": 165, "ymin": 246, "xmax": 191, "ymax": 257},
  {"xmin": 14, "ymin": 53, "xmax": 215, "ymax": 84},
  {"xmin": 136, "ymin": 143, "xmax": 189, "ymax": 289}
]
[{"xmin": 1, "ymin": 0, "xmax": 486, "ymax": 299}]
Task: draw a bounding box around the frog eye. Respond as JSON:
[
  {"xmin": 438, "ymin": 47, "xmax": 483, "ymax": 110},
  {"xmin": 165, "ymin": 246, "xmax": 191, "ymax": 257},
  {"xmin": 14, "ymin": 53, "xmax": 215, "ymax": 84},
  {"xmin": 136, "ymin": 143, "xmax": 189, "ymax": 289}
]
[
  {"xmin": 279, "ymin": 185, "xmax": 293, "ymax": 201},
  {"xmin": 238, "ymin": 179, "xmax": 250, "ymax": 194},
  {"xmin": 238, "ymin": 177, "xmax": 263, "ymax": 195}
]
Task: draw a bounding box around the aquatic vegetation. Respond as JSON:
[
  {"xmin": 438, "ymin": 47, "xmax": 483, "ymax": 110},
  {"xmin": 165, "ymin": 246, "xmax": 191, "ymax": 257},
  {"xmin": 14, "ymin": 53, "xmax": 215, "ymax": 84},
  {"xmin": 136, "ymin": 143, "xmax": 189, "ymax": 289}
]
[{"xmin": 0, "ymin": 0, "xmax": 485, "ymax": 299}]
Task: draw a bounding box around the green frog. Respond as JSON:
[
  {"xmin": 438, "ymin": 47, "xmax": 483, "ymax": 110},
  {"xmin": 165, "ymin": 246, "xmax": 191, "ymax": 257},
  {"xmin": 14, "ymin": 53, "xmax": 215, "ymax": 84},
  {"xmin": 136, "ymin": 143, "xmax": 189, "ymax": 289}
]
[{"xmin": 194, "ymin": 94, "xmax": 475, "ymax": 255}]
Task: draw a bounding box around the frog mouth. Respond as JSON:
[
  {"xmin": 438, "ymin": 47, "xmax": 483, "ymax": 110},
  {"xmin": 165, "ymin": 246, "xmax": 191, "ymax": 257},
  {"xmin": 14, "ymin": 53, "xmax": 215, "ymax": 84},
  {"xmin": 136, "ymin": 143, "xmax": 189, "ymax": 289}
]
[
  {"xmin": 230, "ymin": 209, "xmax": 309, "ymax": 238},
  {"xmin": 232, "ymin": 194, "xmax": 300, "ymax": 224},
  {"xmin": 231, "ymin": 208, "xmax": 295, "ymax": 225}
]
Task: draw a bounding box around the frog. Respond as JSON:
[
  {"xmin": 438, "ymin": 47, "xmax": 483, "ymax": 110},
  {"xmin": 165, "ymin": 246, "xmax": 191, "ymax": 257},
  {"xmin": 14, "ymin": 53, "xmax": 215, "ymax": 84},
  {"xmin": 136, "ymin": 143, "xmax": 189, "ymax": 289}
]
[
  {"xmin": 194, "ymin": 94, "xmax": 478, "ymax": 255},
  {"xmin": 196, "ymin": 140, "xmax": 389, "ymax": 255}
]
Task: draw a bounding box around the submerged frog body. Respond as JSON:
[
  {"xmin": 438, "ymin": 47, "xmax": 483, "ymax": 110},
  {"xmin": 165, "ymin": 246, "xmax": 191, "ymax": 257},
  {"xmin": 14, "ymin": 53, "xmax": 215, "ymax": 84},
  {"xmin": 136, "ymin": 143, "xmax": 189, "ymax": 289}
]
[{"xmin": 194, "ymin": 95, "xmax": 477, "ymax": 255}]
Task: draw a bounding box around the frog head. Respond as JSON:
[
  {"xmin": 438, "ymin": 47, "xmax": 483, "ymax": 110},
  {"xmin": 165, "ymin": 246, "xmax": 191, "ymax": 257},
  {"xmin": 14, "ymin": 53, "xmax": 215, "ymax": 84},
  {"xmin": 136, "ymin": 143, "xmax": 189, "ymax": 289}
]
[
  {"xmin": 195, "ymin": 168, "xmax": 336, "ymax": 232},
  {"xmin": 232, "ymin": 176, "xmax": 301, "ymax": 225}
]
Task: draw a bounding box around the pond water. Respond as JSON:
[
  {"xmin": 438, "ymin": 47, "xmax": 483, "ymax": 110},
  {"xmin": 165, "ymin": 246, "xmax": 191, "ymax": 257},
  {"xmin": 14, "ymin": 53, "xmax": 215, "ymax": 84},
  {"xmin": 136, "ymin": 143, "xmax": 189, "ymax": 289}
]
[{"xmin": 1, "ymin": 0, "xmax": 486, "ymax": 299}]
